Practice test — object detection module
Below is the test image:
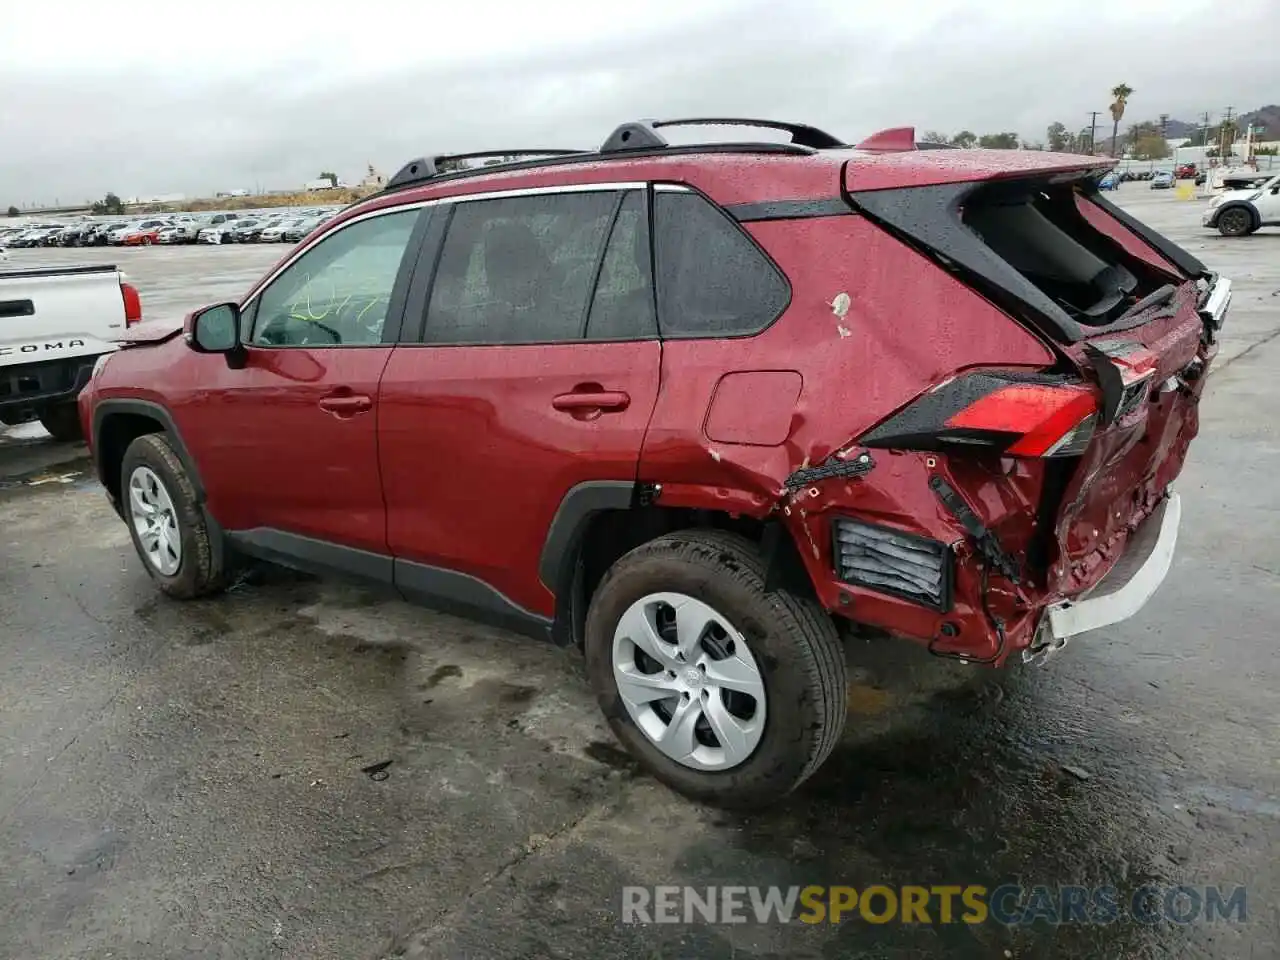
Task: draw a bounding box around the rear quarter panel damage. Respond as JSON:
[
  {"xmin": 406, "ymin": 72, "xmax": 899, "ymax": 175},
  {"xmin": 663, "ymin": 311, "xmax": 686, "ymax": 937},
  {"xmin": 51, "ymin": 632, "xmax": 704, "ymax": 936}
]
[{"xmin": 638, "ymin": 215, "xmax": 1059, "ymax": 656}]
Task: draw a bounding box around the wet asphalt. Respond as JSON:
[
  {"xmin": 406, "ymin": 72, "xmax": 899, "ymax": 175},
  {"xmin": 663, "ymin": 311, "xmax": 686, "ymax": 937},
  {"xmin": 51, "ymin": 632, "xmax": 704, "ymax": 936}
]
[{"xmin": 1, "ymin": 188, "xmax": 1277, "ymax": 959}]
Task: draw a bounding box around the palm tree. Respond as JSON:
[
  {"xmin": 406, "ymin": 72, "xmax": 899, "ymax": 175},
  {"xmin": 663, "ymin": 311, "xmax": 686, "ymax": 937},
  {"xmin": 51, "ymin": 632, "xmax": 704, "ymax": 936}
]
[{"xmin": 1110, "ymin": 83, "xmax": 1133, "ymax": 157}]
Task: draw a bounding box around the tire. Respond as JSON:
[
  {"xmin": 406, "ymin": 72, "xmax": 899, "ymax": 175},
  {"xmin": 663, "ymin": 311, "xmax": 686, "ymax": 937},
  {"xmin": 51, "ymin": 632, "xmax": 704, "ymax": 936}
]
[
  {"xmin": 1217, "ymin": 206, "xmax": 1255, "ymax": 237},
  {"xmin": 584, "ymin": 529, "xmax": 847, "ymax": 808},
  {"xmin": 38, "ymin": 403, "xmax": 83, "ymax": 442},
  {"xmin": 120, "ymin": 433, "xmax": 227, "ymax": 599}
]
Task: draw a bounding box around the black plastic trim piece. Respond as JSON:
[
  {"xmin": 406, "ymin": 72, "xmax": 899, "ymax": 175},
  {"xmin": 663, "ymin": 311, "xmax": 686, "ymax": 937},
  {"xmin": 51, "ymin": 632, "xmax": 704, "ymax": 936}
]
[
  {"xmin": 396, "ymin": 559, "xmax": 553, "ymax": 642},
  {"xmin": 0, "ymin": 358, "xmax": 93, "ymax": 410},
  {"xmin": 725, "ymin": 198, "xmax": 852, "ymax": 223},
  {"xmin": 928, "ymin": 476, "xmax": 1019, "ymax": 584},
  {"xmin": 398, "ymin": 204, "xmax": 453, "ymax": 344},
  {"xmin": 91, "ymin": 399, "xmax": 205, "ymax": 498},
  {"xmin": 379, "ymin": 207, "xmax": 435, "ymax": 345},
  {"xmin": 387, "ymin": 150, "xmax": 591, "ymax": 190},
  {"xmin": 652, "ymin": 118, "xmax": 844, "ymax": 149},
  {"xmin": 579, "ymin": 193, "xmax": 627, "ymax": 338},
  {"xmin": 0, "ymin": 299, "xmax": 35, "ymax": 319},
  {"xmin": 1085, "ymin": 188, "xmax": 1208, "ymax": 278},
  {"xmin": 538, "ymin": 480, "xmax": 637, "ymax": 590},
  {"xmin": 761, "ymin": 520, "xmax": 816, "ymax": 597},
  {"xmin": 847, "ymin": 180, "xmax": 1086, "ymax": 344},
  {"xmin": 783, "ymin": 452, "xmax": 876, "ymax": 491},
  {"xmin": 227, "ymin": 528, "xmax": 393, "ymax": 584}
]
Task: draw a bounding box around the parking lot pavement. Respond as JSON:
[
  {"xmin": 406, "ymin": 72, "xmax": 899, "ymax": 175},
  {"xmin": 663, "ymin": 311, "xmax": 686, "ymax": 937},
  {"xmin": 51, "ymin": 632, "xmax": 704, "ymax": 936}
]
[{"xmin": 1, "ymin": 189, "xmax": 1277, "ymax": 959}]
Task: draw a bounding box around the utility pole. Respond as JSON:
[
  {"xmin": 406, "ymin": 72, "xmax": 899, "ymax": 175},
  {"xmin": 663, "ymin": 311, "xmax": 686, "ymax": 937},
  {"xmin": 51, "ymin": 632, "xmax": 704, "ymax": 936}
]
[
  {"xmin": 1200, "ymin": 111, "xmax": 1212, "ymax": 147},
  {"xmin": 1159, "ymin": 113, "xmax": 1169, "ymax": 138},
  {"xmin": 1221, "ymin": 106, "xmax": 1235, "ymax": 161},
  {"xmin": 1087, "ymin": 111, "xmax": 1100, "ymax": 155}
]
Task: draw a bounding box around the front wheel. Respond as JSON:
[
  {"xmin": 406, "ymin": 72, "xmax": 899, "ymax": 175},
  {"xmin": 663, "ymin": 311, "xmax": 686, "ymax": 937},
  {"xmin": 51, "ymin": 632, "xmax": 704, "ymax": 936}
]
[
  {"xmin": 584, "ymin": 530, "xmax": 847, "ymax": 808},
  {"xmin": 38, "ymin": 403, "xmax": 83, "ymax": 442},
  {"xmin": 121, "ymin": 433, "xmax": 227, "ymax": 599},
  {"xmin": 1218, "ymin": 207, "xmax": 1255, "ymax": 237}
]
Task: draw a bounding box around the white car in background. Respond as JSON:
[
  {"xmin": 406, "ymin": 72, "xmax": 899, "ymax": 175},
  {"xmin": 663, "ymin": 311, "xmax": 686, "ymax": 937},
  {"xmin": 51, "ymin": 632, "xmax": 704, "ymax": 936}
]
[{"xmin": 1203, "ymin": 173, "xmax": 1280, "ymax": 237}]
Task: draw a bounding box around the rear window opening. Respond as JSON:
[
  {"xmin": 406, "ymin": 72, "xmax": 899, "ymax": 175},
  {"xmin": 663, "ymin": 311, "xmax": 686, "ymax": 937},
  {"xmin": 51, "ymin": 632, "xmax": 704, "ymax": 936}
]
[{"xmin": 962, "ymin": 181, "xmax": 1174, "ymax": 328}]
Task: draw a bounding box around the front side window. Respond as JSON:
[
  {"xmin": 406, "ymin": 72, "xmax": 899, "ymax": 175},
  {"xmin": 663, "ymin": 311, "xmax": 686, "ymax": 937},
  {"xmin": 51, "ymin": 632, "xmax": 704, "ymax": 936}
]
[
  {"xmin": 249, "ymin": 209, "xmax": 419, "ymax": 347},
  {"xmin": 424, "ymin": 191, "xmax": 619, "ymax": 345}
]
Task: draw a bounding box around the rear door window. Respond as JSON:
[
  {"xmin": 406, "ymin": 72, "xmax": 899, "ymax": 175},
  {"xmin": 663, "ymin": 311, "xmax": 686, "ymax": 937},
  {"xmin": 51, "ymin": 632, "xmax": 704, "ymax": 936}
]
[
  {"xmin": 424, "ymin": 191, "xmax": 619, "ymax": 345},
  {"xmin": 585, "ymin": 191, "xmax": 656, "ymax": 340},
  {"xmin": 653, "ymin": 190, "xmax": 790, "ymax": 337}
]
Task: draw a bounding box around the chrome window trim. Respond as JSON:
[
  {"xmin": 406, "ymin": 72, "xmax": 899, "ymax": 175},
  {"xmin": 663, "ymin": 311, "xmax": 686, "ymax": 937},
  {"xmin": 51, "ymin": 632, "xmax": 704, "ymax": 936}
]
[{"xmin": 242, "ymin": 182, "xmax": 663, "ymax": 308}]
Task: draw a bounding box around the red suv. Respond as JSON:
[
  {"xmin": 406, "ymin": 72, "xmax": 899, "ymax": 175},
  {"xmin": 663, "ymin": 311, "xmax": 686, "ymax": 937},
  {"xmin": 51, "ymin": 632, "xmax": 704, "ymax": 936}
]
[{"xmin": 79, "ymin": 118, "xmax": 1231, "ymax": 807}]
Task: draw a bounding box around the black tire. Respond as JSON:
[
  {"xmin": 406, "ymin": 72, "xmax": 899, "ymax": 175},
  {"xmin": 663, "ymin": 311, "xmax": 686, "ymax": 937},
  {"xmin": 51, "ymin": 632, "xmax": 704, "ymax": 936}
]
[
  {"xmin": 584, "ymin": 529, "xmax": 847, "ymax": 808},
  {"xmin": 1218, "ymin": 206, "xmax": 1255, "ymax": 237},
  {"xmin": 38, "ymin": 403, "xmax": 83, "ymax": 442},
  {"xmin": 120, "ymin": 433, "xmax": 227, "ymax": 599}
]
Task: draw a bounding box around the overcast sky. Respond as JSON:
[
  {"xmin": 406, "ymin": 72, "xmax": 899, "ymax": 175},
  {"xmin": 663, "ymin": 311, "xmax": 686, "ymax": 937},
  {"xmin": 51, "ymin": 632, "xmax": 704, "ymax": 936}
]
[{"xmin": 2, "ymin": 0, "xmax": 1276, "ymax": 204}]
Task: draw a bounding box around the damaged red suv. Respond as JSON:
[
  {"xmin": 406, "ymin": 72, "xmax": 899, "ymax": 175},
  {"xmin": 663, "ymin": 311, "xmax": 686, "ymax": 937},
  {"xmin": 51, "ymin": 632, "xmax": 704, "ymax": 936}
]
[{"xmin": 80, "ymin": 119, "xmax": 1231, "ymax": 807}]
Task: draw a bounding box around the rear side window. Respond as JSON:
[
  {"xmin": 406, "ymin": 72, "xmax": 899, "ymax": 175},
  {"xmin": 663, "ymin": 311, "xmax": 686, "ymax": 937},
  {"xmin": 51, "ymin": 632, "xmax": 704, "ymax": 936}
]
[
  {"xmin": 425, "ymin": 192, "xmax": 618, "ymax": 345},
  {"xmin": 653, "ymin": 191, "xmax": 789, "ymax": 337}
]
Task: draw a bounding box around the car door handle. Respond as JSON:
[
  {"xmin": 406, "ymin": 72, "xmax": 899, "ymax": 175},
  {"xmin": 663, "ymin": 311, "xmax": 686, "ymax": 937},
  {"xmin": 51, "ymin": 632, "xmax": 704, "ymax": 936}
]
[
  {"xmin": 318, "ymin": 394, "xmax": 373, "ymax": 416},
  {"xmin": 551, "ymin": 390, "xmax": 631, "ymax": 413}
]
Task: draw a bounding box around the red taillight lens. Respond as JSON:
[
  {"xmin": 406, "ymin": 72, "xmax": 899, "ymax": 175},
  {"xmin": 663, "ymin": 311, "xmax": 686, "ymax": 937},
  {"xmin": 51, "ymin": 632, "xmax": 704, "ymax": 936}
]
[
  {"xmin": 121, "ymin": 281, "xmax": 142, "ymax": 327},
  {"xmin": 946, "ymin": 384, "xmax": 1098, "ymax": 457}
]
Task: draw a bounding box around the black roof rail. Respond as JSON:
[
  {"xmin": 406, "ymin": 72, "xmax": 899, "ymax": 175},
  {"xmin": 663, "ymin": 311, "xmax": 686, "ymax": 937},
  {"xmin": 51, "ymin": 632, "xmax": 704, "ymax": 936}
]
[
  {"xmin": 599, "ymin": 117, "xmax": 845, "ymax": 153},
  {"xmin": 386, "ymin": 149, "xmax": 590, "ymax": 190}
]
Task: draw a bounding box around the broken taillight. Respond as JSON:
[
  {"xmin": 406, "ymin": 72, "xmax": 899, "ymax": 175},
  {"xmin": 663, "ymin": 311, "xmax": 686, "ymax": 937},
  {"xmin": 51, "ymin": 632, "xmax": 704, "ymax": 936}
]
[
  {"xmin": 121, "ymin": 280, "xmax": 142, "ymax": 328},
  {"xmin": 946, "ymin": 383, "xmax": 1098, "ymax": 457},
  {"xmin": 859, "ymin": 373, "xmax": 1101, "ymax": 458}
]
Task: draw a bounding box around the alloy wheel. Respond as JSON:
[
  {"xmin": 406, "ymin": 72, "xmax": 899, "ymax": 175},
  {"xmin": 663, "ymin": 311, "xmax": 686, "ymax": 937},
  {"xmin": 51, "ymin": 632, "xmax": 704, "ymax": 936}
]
[
  {"xmin": 128, "ymin": 466, "xmax": 181, "ymax": 575},
  {"xmin": 612, "ymin": 592, "xmax": 767, "ymax": 771}
]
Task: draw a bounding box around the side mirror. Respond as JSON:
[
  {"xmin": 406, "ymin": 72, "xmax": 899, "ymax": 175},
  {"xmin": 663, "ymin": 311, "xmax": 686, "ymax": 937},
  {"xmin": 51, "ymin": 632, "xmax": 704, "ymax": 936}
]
[{"xmin": 187, "ymin": 302, "xmax": 247, "ymax": 368}]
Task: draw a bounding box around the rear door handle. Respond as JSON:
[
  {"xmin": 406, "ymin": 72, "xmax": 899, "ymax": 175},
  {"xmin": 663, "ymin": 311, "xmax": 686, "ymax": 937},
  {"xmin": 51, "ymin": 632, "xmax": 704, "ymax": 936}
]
[
  {"xmin": 318, "ymin": 394, "xmax": 373, "ymax": 416},
  {"xmin": 551, "ymin": 390, "xmax": 631, "ymax": 413}
]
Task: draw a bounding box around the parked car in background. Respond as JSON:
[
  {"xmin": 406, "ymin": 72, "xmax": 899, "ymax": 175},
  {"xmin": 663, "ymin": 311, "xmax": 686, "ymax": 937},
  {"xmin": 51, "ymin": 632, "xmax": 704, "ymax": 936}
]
[
  {"xmin": 227, "ymin": 219, "xmax": 269, "ymax": 243},
  {"xmin": 79, "ymin": 119, "xmax": 1229, "ymax": 808},
  {"xmin": 1202, "ymin": 173, "xmax": 1280, "ymax": 236},
  {"xmin": 283, "ymin": 216, "xmax": 323, "ymax": 242},
  {"xmin": 157, "ymin": 225, "xmax": 188, "ymax": 244},
  {"xmin": 1150, "ymin": 171, "xmax": 1175, "ymax": 189},
  {"xmin": 123, "ymin": 222, "xmax": 170, "ymax": 246},
  {"xmin": 1098, "ymin": 172, "xmax": 1119, "ymax": 190},
  {"xmin": 259, "ymin": 219, "xmax": 302, "ymax": 243},
  {"xmin": 1175, "ymin": 162, "xmax": 1197, "ymax": 179}
]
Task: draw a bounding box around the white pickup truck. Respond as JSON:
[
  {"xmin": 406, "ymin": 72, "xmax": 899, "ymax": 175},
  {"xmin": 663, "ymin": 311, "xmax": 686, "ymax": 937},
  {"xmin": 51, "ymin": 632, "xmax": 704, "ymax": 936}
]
[{"xmin": 0, "ymin": 264, "xmax": 142, "ymax": 440}]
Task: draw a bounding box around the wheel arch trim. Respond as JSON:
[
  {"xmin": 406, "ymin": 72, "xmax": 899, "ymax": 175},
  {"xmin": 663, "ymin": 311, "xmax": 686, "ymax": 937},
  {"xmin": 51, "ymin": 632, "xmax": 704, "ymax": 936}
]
[{"xmin": 92, "ymin": 399, "xmax": 206, "ymax": 500}]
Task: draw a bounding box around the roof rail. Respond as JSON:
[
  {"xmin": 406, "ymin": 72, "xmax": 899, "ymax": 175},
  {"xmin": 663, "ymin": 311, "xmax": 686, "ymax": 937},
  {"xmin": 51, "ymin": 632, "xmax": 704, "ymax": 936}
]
[
  {"xmin": 599, "ymin": 117, "xmax": 845, "ymax": 153},
  {"xmin": 386, "ymin": 149, "xmax": 590, "ymax": 190}
]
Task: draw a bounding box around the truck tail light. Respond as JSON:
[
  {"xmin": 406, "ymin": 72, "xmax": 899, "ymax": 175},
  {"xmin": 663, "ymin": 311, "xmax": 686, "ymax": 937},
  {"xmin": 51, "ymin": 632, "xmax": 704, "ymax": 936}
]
[
  {"xmin": 859, "ymin": 373, "xmax": 1101, "ymax": 458},
  {"xmin": 121, "ymin": 281, "xmax": 142, "ymax": 328}
]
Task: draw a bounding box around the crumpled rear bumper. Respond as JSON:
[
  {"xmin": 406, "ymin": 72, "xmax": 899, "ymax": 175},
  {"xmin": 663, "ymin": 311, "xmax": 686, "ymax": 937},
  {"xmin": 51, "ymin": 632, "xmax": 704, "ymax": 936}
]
[{"xmin": 1025, "ymin": 491, "xmax": 1181, "ymax": 664}]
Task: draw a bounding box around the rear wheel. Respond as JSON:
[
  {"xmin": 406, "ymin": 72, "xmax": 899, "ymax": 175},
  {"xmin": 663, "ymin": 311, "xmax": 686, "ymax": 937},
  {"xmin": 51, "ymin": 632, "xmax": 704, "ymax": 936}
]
[
  {"xmin": 584, "ymin": 530, "xmax": 847, "ymax": 808},
  {"xmin": 1218, "ymin": 207, "xmax": 1255, "ymax": 237},
  {"xmin": 121, "ymin": 433, "xmax": 227, "ymax": 599},
  {"xmin": 38, "ymin": 403, "xmax": 83, "ymax": 442}
]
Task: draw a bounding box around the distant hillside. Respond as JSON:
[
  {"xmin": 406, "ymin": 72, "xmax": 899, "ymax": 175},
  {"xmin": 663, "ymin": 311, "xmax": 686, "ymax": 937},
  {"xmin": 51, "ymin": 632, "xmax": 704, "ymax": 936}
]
[
  {"xmin": 1241, "ymin": 105, "xmax": 1280, "ymax": 138},
  {"xmin": 1132, "ymin": 105, "xmax": 1279, "ymax": 143}
]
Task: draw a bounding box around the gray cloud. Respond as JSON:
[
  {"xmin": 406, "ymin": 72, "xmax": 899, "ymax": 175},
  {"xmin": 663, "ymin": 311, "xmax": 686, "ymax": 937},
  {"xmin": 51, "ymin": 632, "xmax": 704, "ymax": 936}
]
[{"xmin": 2, "ymin": 0, "xmax": 1276, "ymax": 205}]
